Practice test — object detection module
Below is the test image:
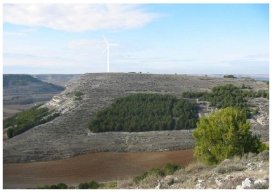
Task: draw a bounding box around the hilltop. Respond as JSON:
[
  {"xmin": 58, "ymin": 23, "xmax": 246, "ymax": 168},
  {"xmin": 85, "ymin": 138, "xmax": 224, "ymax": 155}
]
[{"xmin": 3, "ymin": 73, "xmax": 269, "ymax": 163}]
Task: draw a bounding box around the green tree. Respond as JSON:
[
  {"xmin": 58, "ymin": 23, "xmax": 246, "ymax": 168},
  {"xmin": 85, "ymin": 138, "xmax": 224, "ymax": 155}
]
[
  {"xmin": 57, "ymin": 183, "xmax": 68, "ymax": 189},
  {"xmin": 193, "ymin": 107, "xmax": 267, "ymax": 165},
  {"xmin": 7, "ymin": 128, "xmax": 13, "ymax": 138}
]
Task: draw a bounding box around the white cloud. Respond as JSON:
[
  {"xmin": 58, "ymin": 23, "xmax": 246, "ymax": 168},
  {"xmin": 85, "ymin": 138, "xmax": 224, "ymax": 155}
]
[
  {"xmin": 68, "ymin": 39, "xmax": 104, "ymax": 49},
  {"xmin": 3, "ymin": 4, "xmax": 160, "ymax": 32}
]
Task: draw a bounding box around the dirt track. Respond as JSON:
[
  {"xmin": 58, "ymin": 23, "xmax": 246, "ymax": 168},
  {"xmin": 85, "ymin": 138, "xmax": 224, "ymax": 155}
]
[{"xmin": 3, "ymin": 149, "xmax": 195, "ymax": 189}]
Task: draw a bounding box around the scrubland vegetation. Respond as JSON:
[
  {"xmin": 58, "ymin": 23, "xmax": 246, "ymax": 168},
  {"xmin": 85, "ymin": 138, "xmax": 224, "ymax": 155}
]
[{"xmin": 182, "ymin": 84, "xmax": 269, "ymax": 117}]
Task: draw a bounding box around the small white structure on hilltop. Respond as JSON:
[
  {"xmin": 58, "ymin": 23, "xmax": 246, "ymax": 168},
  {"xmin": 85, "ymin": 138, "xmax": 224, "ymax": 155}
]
[{"xmin": 103, "ymin": 35, "xmax": 118, "ymax": 73}]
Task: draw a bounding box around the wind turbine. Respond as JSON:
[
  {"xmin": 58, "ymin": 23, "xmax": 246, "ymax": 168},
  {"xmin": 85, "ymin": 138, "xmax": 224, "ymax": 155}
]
[{"xmin": 103, "ymin": 35, "xmax": 118, "ymax": 73}]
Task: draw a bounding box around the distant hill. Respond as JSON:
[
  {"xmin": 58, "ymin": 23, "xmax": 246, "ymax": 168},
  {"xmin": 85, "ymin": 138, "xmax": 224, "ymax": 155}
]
[
  {"xmin": 3, "ymin": 74, "xmax": 65, "ymax": 95},
  {"xmin": 33, "ymin": 74, "xmax": 82, "ymax": 87},
  {"xmin": 3, "ymin": 74, "xmax": 65, "ymax": 105},
  {"xmin": 192, "ymin": 74, "xmax": 269, "ymax": 81}
]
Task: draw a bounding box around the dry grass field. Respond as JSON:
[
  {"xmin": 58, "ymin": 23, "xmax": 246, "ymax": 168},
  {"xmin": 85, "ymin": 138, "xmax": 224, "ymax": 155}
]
[{"xmin": 3, "ymin": 149, "xmax": 195, "ymax": 189}]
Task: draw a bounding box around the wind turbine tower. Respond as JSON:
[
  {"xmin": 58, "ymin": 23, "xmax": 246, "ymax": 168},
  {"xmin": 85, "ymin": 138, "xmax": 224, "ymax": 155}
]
[{"xmin": 103, "ymin": 35, "xmax": 118, "ymax": 73}]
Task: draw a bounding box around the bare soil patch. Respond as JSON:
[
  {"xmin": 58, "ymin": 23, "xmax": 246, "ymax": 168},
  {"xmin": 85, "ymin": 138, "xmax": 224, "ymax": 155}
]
[
  {"xmin": 3, "ymin": 102, "xmax": 46, "ymax": 119},
  {"xmin": 3, "ymin": 149, "xmax": 195, "ymax": 189}
]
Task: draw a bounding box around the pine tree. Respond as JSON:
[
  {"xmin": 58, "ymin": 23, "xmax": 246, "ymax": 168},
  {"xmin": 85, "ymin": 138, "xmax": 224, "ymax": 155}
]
[{"xmin": 193, "ymin": 107, "xmax": 267, "ymax": 165}]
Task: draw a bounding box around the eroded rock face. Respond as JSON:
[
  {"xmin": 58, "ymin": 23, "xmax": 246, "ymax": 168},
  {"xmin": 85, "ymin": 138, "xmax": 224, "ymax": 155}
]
[{"xmin": 3, "ymin": 73, "xmax": 269, "ymax": 163}]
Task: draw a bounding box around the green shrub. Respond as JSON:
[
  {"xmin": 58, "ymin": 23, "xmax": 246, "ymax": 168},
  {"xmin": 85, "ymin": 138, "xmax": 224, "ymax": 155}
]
[
  {"xmin": 7, "ymin": 128, "xmax": 13, "ymax": 138},
  {"xmin": 223, "ymin": 75, "xmax": 237, "ymax": 78},
  {"xmin": 134, "ymin": 163, "xmax": 182, "ymax": 184},
  {"xmin": 88, "ymin": 181, "xmax": 99, "ymax": 189},
  {"xmin": 75, "ymin": 91, "xmax": 84, "ymax": 97},
  {"xmin": 193, "ymin": 107, "xmax": 267, "ymax": 165},
  {"xmin": 134, "ymin": 168, "xmax": 164, "ymax": 184},
  {"xmin": 57, "ymin": 183, "xmax": 68, "ymax": 189},
  {"xmin": 98, "ymin": 183, "xmax": 106, "ymax": 188},
  {"xmin": 163, "ymin": 163, "xmax": 182, "ymax": 175},
  {"xmin": 134, "ymin": 171, "xmax": 149, "ymax": 184},
  {"xmin": 75, "ymin": 92, "xmax": 84, "ymax": 100},
  {"xmin": 78, "ymin": 182, "xmax": 89, "ymax": 189},
  {"xmin": 37, "ymin": 183, "xmax": 68, "ymax": 189},
  {"xmin": 78, "ymin": 181, "xmax": 99, "ymax": 189},
  {"xmin": 252, "ymin": 108, "xmax": 259, "ymax": 115},
  {"xmin": 107, "ymin": 182, "xmax": 117, "ymax": 189}
]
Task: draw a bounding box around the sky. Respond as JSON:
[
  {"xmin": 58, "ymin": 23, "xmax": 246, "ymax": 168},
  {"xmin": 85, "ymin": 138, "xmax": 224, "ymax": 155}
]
[{"xmin": 2, "ymin": 2, "xmax": 270, "ymax": 74}]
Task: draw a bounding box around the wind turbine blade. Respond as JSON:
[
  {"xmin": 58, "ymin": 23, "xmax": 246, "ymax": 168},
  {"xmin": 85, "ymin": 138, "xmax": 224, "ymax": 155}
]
[
  {"xmin": 102, "ymin": 35, "xmax": 108, "ymax": 45},
  {"xmin": 103, "ymin": 46, "xmax": 108, "ymax": 53}
]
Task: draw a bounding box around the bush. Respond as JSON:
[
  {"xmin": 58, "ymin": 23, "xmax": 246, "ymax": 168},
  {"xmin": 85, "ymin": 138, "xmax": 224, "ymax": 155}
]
[
  {"xmin": 107, "ymin": 182, "xmax": 117, "ymax": 189},
  {"xmin": 37, "ymin": 183, "xmax": 68, "ymax": 189},
  {"xmin": 223, "ymin": 75, "xmax": 237, "ymax": 78},
  {"xmin": 134, "ymin": 163, "xmax": 182, "ymax": 184},
  {"xmin": 57, "ymin": 183, "xmax": 68, "ymax": 189},
  {"xmin": 184, "ymin": 161, "xmax": 208, "ymax": 174},
  {"xmin": 7, "ymin": 128, "xmax": 13, "ymax": 138},
  {"xmin": 78, "ymin": 181, "xmax": 99, "ymax": 189},
  {"xmin": 163, "ymin": 163, "xmax": 182, "ymax": 175},
  {"xmin": 215, "ymin": 160, "xmax": 246, "ymax": 174},
  {"xmin": 134, "ymin": 168, "xmax": 164, "ymax": 184},
  {"xmin": 193, "ymin": 107, "xmax": 267, "ymax": 165},
  {"xmin": 78, "ymin": 182, "xmax": 89, "ymax": 189},
  {"xmin": 75, "ymin": 91, "xmax": 84, "ymax": 97},
  {"xmin": 75, "ymin": 91, "xmax": 84, "ymax": 100}
]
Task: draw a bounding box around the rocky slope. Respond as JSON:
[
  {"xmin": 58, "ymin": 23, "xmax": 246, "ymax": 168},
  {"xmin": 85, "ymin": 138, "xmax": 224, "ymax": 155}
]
[
  {"xmin": 113, "ymin": 150, "xmax": 269, "ymax": 189},
  {"xmin": 3, "ymin": 73, "xmax": 269, "ymax": 163}
]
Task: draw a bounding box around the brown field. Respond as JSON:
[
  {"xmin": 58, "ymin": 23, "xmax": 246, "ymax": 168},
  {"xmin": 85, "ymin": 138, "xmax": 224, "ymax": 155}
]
[
  {"xmin": 3, "ymin": 149, "xmax": 195, "ymax": 189},
  {"xmin": 3, "ymin": 102, "xmax": 46, "ymax": 119}
]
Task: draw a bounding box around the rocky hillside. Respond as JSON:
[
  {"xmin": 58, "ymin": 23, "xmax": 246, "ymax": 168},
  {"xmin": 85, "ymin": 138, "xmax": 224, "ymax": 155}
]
[
  {"xmin": 113, "ymin": 150, "xmax": 269, "ymax": 189},
  {"xmin": 3, "ymin": 73, "xmax": 269, "ymax": 163}
]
